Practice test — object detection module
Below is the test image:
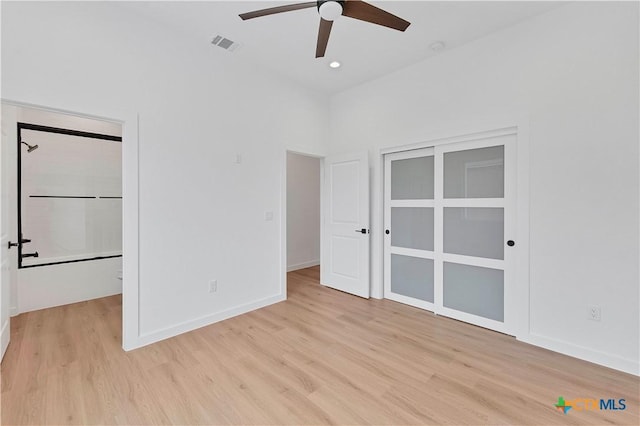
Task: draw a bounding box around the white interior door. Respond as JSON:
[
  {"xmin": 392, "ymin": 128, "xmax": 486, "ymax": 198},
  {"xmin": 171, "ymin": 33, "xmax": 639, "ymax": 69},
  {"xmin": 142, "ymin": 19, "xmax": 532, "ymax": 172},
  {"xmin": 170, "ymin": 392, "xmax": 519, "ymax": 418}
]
[
  {"xmin": 1, "ymin": 108, "xmax": 12, "ymax": 360},
  {"xmin": 384, "ymin": 133, "xmax": 516, "ymax": 334},
  {"xmin": 321, "ymin": 151, "xmax": 370, "ymax": 298}
]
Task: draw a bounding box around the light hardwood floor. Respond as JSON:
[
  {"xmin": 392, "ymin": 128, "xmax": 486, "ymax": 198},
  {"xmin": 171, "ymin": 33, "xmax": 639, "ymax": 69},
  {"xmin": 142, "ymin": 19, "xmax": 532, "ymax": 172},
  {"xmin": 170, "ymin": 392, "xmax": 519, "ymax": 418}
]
[{"xmin": 2, "ymin": 266, "xmax": 638, "ymax": 425}]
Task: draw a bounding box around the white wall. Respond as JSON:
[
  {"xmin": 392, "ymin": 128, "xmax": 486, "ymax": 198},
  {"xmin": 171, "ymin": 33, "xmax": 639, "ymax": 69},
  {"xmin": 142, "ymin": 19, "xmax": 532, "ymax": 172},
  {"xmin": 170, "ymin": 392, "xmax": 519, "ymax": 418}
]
[
  {"xmin": 1, "ymin": 105, "xmax": 123, "ymax": 314},
  {"xmin": 1, "ymin": 1, "xmax": 328, "ymax": 347},
  {"xmin": 329, "ymin": 2, "xmax": 639, "ymax": 375},
  {"xmin": 287, "ymin": 152, "xmax": 321, "ymax": 271}
]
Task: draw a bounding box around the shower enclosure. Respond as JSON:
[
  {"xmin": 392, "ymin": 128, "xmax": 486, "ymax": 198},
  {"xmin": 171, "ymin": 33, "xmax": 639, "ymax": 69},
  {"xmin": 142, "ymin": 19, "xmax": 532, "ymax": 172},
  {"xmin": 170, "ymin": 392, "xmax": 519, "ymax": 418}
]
[{"xmin": 14, "ymin": 123, "xmax": 122, "ymax": 269}]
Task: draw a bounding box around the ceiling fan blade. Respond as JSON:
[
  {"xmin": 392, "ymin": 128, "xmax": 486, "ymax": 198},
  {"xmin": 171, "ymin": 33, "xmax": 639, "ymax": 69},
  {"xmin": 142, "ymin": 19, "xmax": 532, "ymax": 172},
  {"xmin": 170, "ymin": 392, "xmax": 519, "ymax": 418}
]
[
  {"xmin": 316, "ymin": 18, "xmax": 334, "ymax": 58},
  {"xmin": 342, "ymin": 0, "xmax": 410, "ymax": 32},
  {"xmin": 239, "ymin": 2, "xmax": 317, "ymax": 20}
]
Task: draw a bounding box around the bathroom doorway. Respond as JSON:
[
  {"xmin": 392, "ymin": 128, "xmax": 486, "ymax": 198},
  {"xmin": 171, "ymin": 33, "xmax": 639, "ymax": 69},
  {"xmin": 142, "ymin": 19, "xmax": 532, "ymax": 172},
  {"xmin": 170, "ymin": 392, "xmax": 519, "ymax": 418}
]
[{"xmin": 4, "ymin": 105, "xmax": 123, "ymax": 316}]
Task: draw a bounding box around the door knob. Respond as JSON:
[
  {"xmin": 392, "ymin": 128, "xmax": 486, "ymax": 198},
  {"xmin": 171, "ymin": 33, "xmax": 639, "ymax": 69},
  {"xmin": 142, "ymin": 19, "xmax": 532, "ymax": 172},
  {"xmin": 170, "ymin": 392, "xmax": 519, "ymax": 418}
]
[
  {"xmin": 385, "ymin": 229, "xmax": 390, "ymax": 235},
  {"xmin": 507, "ymin": 240, "xmax": 515, "ymax": 247},
  {"xmin": 355, "ymin": 228, "xmax": 368, "ymax": 234}
]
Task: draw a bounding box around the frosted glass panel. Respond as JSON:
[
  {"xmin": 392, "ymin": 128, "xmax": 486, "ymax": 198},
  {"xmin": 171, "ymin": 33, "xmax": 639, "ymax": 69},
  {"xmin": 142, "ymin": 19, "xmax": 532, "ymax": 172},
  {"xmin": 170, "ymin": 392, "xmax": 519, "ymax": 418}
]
[
  {"xmin": 444, "ymin": 207, "xmax": 504, "ymax": 259},
  {"xmin": 391, "ymin": 156, "xmax": 434, "ymax": 200},
  {"xmin": 443, "ymin": 146, "xmax": 503, "ymax": 198},
  {"xmin": 391, "ymin": 255, "xmax": 434, "ymax": 303},
  {"xmin": 391, "ymin": 207, "xmax": 434, "ymax": 251},
  {"xmin": 444, "ymin": 262, "xmax": 504, "ymax": 321}
]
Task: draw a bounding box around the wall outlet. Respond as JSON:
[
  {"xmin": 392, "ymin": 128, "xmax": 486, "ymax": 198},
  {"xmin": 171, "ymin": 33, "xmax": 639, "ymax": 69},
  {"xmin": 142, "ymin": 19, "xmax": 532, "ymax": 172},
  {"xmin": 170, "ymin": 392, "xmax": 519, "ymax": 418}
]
[
  {"xmin": 587, "ymin": 305, "xmax": 601, "ymax": 321},
  {"xmin": 209, "ymin": 280, "xmax": 217, "ymax": 293}
]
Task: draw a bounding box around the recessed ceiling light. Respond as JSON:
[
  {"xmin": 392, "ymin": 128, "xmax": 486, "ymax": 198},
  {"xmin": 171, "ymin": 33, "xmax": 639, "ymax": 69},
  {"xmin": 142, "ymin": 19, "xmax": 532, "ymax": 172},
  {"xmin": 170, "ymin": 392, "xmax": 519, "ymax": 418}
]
[
  {"xmin": 329, "ymin": 61, "xmax": 341, "ymax": 69},
  {"xmin": 430, "ymin": 41, "xmax": 445, "ymax": 52}
]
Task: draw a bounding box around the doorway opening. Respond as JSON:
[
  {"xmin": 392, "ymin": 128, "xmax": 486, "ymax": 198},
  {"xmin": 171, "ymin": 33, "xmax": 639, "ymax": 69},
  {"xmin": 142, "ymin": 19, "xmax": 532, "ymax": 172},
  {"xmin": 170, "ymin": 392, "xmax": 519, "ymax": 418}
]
[
  {"xmin": 286, "ymin": 152, "xmax": 321, "ymax": 295},
  {"xmin": 1, "ymin": 104, "xmax": 123, "ymax": 360}
]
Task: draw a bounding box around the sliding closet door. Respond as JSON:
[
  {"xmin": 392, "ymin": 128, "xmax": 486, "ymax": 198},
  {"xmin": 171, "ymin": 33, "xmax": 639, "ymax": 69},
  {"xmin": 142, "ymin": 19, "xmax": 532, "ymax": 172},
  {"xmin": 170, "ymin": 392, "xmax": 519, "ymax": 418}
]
[
  {"xmin": 384, "ymin": 148, "xmax": 435, "ymax": 310},
  {"xmin": 384, "ymin": 133, "xmax": 516, "ymax": 334},
  {"xmin": 436, "ymin": 135, "xmax": 516, "ymax": 334}
]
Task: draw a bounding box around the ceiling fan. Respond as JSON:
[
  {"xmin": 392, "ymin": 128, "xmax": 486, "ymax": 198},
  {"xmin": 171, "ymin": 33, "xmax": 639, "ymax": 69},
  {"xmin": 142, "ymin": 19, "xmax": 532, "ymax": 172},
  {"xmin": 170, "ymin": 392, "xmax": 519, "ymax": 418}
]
[{"xmin": 239, "ymin": 0, "xmax": 411, "ymax": 58}]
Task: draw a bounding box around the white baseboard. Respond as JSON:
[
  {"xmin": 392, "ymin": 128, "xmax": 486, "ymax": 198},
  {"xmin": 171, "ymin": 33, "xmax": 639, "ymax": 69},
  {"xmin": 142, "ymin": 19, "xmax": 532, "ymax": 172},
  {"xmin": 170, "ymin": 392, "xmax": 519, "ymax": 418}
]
[
  {"xmin": 287, "ymin": 260, "xmax": 320, "ymax": 272},
  {"xmin": 124, "ymin": 293, "xmax": 286, "ymax": 351},
  {"xmin": 1, "ymin": 319, "xmax": 9, "ymax": 362},
  {"xmin": 519, "ymin": 333, "xmax": 639, "ymax": 376}
]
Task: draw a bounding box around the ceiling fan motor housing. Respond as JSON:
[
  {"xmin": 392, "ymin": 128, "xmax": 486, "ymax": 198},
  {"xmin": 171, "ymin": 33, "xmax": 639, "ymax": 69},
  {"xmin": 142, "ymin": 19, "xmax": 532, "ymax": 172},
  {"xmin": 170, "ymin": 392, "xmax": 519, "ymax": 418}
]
[{"xmin": 317, "ymin": 1, "xmax": 345, "ymax": 21}]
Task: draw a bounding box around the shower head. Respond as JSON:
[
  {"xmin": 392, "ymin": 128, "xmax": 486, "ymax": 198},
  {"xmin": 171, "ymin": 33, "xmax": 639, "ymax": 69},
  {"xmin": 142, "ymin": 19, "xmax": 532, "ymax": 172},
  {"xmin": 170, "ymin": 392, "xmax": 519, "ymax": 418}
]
[{"xmin": 21, "ymin": 141, "xmax": 39, "ymax": 153}]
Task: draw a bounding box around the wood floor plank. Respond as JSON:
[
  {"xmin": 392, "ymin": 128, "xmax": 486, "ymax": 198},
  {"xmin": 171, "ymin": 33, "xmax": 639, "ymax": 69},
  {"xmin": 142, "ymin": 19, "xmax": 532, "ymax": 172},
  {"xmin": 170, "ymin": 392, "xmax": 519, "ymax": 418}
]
[{"xmin": 2, "ymin": 266, "xmax": 638, "ymax": 425}]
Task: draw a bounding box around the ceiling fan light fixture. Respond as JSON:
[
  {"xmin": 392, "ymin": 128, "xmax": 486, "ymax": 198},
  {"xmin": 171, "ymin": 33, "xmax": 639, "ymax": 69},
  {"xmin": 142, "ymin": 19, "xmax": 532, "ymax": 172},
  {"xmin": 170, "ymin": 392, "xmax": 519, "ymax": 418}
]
[
  {"xmin": 239, "ymin": 0, "xmax": 411, "ymax": 58},
  {"xmin": 318, "ymin": 1, "xmax": 343, "ymax": 21}
]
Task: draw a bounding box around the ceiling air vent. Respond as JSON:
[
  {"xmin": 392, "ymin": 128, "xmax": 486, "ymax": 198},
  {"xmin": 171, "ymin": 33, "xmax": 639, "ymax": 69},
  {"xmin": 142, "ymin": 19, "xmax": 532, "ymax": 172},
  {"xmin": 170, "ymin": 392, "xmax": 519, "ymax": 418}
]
[{"xmin": 211, "ymin": 35, "xmax": 240, "ymax": 52}]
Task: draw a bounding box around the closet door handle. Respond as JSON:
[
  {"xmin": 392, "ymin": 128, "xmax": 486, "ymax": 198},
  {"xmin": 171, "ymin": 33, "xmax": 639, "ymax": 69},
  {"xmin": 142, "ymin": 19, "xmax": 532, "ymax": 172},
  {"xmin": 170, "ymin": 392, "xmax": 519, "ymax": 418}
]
[{"xmin": 355, "ymin": 228, "xmax": 368, "ymax": 234}]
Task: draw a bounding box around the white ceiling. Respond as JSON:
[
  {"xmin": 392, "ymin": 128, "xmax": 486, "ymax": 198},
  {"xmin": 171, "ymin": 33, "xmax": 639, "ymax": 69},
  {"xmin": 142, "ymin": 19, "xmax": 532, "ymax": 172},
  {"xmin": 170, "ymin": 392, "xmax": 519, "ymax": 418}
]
[{"xmin": 124, "ymin": 1, "xmax": 565, "ymax": 94}]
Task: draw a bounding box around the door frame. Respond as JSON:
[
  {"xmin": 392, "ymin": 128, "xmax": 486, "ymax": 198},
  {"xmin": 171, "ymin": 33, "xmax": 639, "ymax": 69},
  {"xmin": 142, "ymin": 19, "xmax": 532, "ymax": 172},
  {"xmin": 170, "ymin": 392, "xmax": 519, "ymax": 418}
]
[
  {"xmin": 379, "ymin": 118, "xmax": 530, "ymax": 339},
  {"xmin": 0, "ymin": 98, "xmax": 140, "ymax": 351}
]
